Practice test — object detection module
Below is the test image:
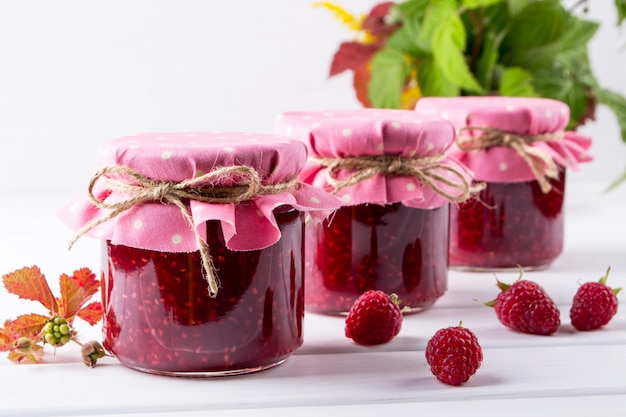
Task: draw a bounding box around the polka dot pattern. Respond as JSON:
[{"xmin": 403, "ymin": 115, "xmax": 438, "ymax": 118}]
[
  {"xmin": 415, "ymin": 96, "xmax": 593, "ymax": 183},
  {"xmin": 273, "ymin": 108, "xmax": 468, "ymax": 209},
  {"xmin": 274, "ymin": 108, "xmax": 455, "ymax": 160},
  {"xmin": 99, "ymin": 132, "xmax": 310, "ymax": 185},
  {"xmin": 59, "ymin": 131, "xmax": 343, "ymax": 254}
]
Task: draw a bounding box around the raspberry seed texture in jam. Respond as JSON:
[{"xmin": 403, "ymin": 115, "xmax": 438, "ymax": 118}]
[
  {"xmin": 450, "ymin": 169, "xmax": 565, "ymax": 270},
  {"xmin": 305, "ymin": 203, "xmax": 449, "ymax": 315},
  {"xmin": 101, "ymin": 208, "xmax": 305, "ymax": 376}
]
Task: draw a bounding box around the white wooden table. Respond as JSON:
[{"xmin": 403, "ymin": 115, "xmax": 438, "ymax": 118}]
[{"xmin": 1, "ymin": 182, "xmax": 625, "ymax": 417}]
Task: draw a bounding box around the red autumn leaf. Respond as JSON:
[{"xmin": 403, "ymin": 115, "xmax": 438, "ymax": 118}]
[
  {"xmin": 76, "ymin": 301, "xmax": 103, "ymax": 326},
  {"xmin": 2, "ymin": 266, "xmax": 58, "ymax": 313},
  {"xmin": 330, "ymin": 41, "xmax": 377, "ymax": 77},
  {"xmin": 8, "ymin": 341, "xmax": 44, "ymax": 364},
  {"xmin": 71, "ymin": 267, "xmax": 100, "ymax": 296},
  {"xmin": 353, "ymin": 62, "xmax": 373, "ymax": 108},
  {"xmin": 7, "ymin": 314, "xmax": 49, "ymax": 340},
  {"xmin": 59, "ymin": 273, "xmax": 97, "ymax": 320},
  {"xmin": 362, "ymin": 2, "xmax": 398, "ymax": 38}
]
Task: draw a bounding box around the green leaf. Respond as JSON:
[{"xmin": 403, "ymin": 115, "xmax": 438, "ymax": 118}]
[
  {"xmin": 368, "ymin": 48, "xmax": 410, "ymax": 108},
  {"xmin": 606, "ymin": 169, "xmax": 626, "ymax": 192},
  {"xmin": 597, "ymin": 88, "xmax": 626, "ymax": 144},
  {"xmin": 434, "ymin": 37, "xmax": 484, "ymax": 93},
  {"xmin": 420, "ymin": 0, "xmax": 484, "ymax": 93},
  {"xmin": 506, "ymin": 14, "xmax": 599, "ymax": 71},
  {"xmin": 417, "ymin": 56, "xmax": 460, "ymax": 96},
  {"xmin": 498, "ymin": 67, "xmax": 538, "ymax": 97},
  {"xmin": 475, "ymin": 31, "xmax": 499, "ymax": 90},
  {"xmin": 394, "ymin": 0, "xmax": 430, "ymax": 20},
  {"xmin": 461, "ymin": 0, "xmax": 503, "ymax": 9},
  {"xmin": 506, "ymin": 0, "xmax": 527, "ymax": 16},
  {"xmin": 532, "ymin": 64, "xmax": 589, "ymax": 129},
  {"xmin": 420, "ymin": 0, "xmax": 465, "ymax": 51},
  {"xmin": 500, "ymin": 1, "xmax": 567, "ymax": 62},
  {"xmin": 615, "ymin": 0, "xmax": 626, "ymax": 25},
  {"xmin": 385, "ymin": 15, "xmax": 429, "ymax": 57},
  {"xmin": 481, "ymin": 1, "xmax": 511, "ymax": 30}
]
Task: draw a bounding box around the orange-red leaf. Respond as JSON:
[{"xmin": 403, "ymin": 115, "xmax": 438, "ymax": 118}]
[
  {"xmin": 8, "ymin": 314, "xmax": 49, "ymax": 339},
  {"xmin": 2, "ymin": 266, "xmax": 58, "ymax": 313},
  {"xmin": 0, "ymin": 326, "xmax": 16, "ymax": 352},
  {"xmin": 71, "ymin": 268, "xmax": 99, "ymax": 296},
  {"xmin": 59, "ymin": 273, "xmax": 97, "ymax": 319},
  {"xmin": 330, "ymin": 41, "xmax": 376, "ymax": 76},
  {"xmin": 7, "ymin": 341, "xmax": 44, "ymax": 364},
  {"xmin": 76, "ymin": 301, "xmax": 103, "ymax": 325}
]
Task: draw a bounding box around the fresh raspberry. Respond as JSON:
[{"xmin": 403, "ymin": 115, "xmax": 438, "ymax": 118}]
[
  {"xmin": 485, "ymin": 271, "xmax": 560, "ymax": 335},
  {"xmin": 42, "ymin": 316, "xmax": 73, "ymax": 347},
  {"xmin": 570, "ymin": 267, "xmax": 621, "ymax": 331},
  {"xmin": 345, "ymin": 290, "xmax": 402, "ymax": 345},
  {"xmin": 425, "ymin": 324, "xmax": 483, "ymax": 386}
]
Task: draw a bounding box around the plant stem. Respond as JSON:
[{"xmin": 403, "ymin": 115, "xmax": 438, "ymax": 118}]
[{"xmin": 467, "ymin": 8, "xmax": 485, "ymax": 75}]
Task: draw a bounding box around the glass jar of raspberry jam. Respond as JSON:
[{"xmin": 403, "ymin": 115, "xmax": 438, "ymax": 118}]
[
  {"xmin": 416, "ymin": 97, "xmax": 593, "ymax": 271},
  {"xmin": 275, "ymin": 109, "xmax": 476, "ymax": 315},
  {"xmin": 449, "ymin": 168, "xmax": 566, "ymax": 269},
  {"xmin": 60, "ymin": 132, "xmax": 339, "ymax": 376}
]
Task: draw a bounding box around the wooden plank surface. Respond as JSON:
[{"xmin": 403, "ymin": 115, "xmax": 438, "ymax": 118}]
[{"xmin": 1, "ymin": 185, "xmax": 625, "ymax": 416}]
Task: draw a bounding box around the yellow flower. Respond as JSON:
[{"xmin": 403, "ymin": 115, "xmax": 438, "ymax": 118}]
[
  {"xmin": 400, "ymin": 69, "xmax": 422, "ymax": 110},
  {"xmin": 313, "ymin": 2, "xmax": 376, "ymax": 44}
]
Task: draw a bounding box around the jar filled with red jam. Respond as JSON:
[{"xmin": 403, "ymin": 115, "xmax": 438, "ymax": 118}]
[
  {"xmin": 275, "ymin": 109, "xmax": 476, "ymax": 314},
  {"xmin": 416, "ymin": 97, "xmax": 593, "ymax": 271},
  {"xmin": 60, "ymin": 132, "xmax": 339, "ymax": 376}
]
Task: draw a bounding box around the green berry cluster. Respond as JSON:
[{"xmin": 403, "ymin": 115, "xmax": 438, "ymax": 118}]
[{"xmin": 42, "ymin": 317, "xmax": 72, "ymax": 347}]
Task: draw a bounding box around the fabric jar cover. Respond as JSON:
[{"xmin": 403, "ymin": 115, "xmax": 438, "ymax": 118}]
[
  {"xmin": 273, "ymin": 108, "xmax": 474, "ymax": 209},
  {"xmin": 59, "ymin": 132, "xmax": 341, "ymax": 254},
  {"xmin": 414, "ymin": 96, "xmax": 593, "ymax": 183}
]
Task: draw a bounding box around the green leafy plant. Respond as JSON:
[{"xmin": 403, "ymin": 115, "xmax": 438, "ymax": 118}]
[{"xmin": 321, "ymin": 0, "xmax": 626, "ymax": 187}]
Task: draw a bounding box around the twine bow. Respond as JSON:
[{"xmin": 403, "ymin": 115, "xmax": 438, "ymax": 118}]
[
  {"xmin": 68, "ymin": 165, "xmax": 300, "ymax": 297},
  {"xmin": 456, "ymin": 126, "xmax": 563, "ymax": 193},
  {"xmin": 310, "ymin": 153, "xmax": 482, "ymax": 203}
]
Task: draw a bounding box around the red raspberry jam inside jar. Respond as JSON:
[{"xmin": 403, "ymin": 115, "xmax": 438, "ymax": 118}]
[
  {"xmin": 59, "ymin": 132, "xmax": 340, "ymax": 376},
  {"xmin": 102, "ymin": 207, "xmax": 304, "ymax": 376},
  {"xmin": 415, "ymin": 97, "xmax": 593, "ymax": 272},
  {"xmin": 305, "ymin": 202, "xmax": 449, "ymax": 314},
  {"xmin": 275, "ymin": 109, "xmax": 476, "ymax": 315},
  {"xmin": 449, "ymin": 169, "xmax": 565, "ymax": 270}
]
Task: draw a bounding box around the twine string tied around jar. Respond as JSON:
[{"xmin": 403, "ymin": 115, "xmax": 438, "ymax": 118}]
[
  {"xmin": 68, "ymin": 165, "xmax": 300, "ymax": 297},
  {"xmin": 456, "ymin": 126, "xmax": 563, "ymax": 193},
  {"xmin": 310, "ymin": 153, "xmax": 483, "ymax": 203}
]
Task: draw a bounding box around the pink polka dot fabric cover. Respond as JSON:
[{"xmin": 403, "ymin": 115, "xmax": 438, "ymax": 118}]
[
  {"xmin": 415, "ymin": 97, "xmax": 593, "ymax": 182},
  {"xmin": 59, "ymin": 132, "xmax": 341, "ymax": 253},
  {"xmin": 274, "ymin": 109, "xmax": 473, "ymax": 209}
]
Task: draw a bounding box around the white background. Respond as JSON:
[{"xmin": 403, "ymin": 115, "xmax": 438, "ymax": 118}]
[{"xmin": 0, "ymin": 0, "xmax": 625, "ymax": 194}]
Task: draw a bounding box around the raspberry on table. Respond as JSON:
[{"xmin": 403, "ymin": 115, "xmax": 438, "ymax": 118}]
[
  {"xmin": 570, "ymin": 267, "xmax": 621, "ymax": 331},
  {"xmin": 425, "ymin": 324, "xmax": 483, "ymax": 386},
  {"xmin": 484, "ymin": 269, "xmax": 561, "ymax": 336},
  {"xmin": 345, "ymin": 290, "xmax": 403, "ymax": 345}
]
